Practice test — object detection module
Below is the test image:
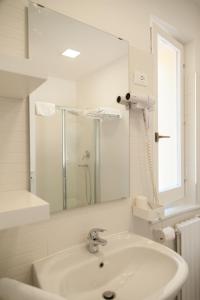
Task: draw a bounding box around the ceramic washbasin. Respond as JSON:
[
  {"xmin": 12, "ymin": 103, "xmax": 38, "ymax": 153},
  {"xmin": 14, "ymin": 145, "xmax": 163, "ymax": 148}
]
[{"xmin": 33, "ymin": 232, "xmax": 188, "ymax": 300}]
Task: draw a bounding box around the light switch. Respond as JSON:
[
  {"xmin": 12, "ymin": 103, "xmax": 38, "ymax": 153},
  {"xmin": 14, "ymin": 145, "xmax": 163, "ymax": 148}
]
[{"xmin": 134, "ymin": 71, "xmax": 148, "ymax": 86}]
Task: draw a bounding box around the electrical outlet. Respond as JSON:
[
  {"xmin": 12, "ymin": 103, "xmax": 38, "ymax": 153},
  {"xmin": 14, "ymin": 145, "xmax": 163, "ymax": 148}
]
[{"xmin": 134, "ymin": 71, "xmax": 148, "ymax": 86}]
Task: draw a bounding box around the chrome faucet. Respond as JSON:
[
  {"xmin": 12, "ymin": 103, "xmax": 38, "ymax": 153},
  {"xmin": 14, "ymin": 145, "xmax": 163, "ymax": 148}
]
[{"xmin": 87, "ymin": 228, "xmax": 107, "ymax": 254}]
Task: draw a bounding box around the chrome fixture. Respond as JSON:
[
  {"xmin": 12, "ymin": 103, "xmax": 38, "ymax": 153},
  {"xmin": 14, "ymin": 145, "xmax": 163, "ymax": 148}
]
[
  {"xmin": 61, "ymin": 109, "xmax": 67, "ymax": 210},
  {"xmin": 103, "ymin": 291, "xmax": 116, "ymax": 300},
  {"xmin": 78, "ymin": 164, "xmax": 89, "ymax": 168},
  {"xmin": 87, "ymin": 228, "xmax": 107, "ymax": 253},
  {"xmin": 155, "ymin": 132, "xmax": 171, "ymax": 143},
  {"xmin": 78, "ymin": 163, "xmax": 92, "ymax": 205},
  {"xmin": 82, "ymin": 150, "xmax": 90, "ymax": 160}
]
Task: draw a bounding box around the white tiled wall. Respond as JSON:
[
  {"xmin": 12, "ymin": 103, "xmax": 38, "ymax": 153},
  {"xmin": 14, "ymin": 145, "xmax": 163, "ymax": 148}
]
[
  {"xmin": 129, "ymin": 47, "xmax": 154, "ymax": 199},
  {"xmin": 0, "ymin": 97, "xmax": 29, "ymax": 192},
  {"xmin": 0, "ymin": 0, "xmax": 199, "ymax": 286},
  {"xmin": 0, "ymin": 198, "xmax": 131, "ymax": 283},
  {"xmin": 0, "ymin": 0, "xmax": 27, "ymax": 57}
]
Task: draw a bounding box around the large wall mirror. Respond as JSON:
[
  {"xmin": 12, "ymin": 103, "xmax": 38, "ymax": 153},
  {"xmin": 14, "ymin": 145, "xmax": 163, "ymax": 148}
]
[{"xmin": 28, "ymin": 2, "xmax": 129, "ymax": 213}]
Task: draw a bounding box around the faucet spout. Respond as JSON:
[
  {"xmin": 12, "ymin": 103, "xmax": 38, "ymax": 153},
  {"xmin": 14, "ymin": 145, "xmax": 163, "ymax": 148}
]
[{"xmin": 97, "ymin": 237, "xmax": 107, "ymax": 246}]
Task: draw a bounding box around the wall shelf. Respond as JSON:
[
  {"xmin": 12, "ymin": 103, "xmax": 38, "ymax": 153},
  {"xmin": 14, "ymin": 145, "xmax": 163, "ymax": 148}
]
[
  {"xmin": 0, "ymin": 55, "xmax": 46, "ymax": 99},
  {"xmin": 0, "ymin": 190, "xmax": 49, "ymax": 230}
]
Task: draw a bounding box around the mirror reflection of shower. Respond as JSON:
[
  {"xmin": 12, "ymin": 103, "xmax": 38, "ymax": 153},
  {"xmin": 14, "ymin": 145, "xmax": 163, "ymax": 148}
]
[
  {"xmin": 28, "ymin": 2, "xmax": 129, "ymax": 213},
  {"xmin": 30, "ymin": 101, "xmax": 124, "ymax": 212},
  {"xmin": 58, "ymin": 106, "xmax": 96, "ymax": 211},
  {"xmin": 78, "ymin": 150, "xmax": 92, "ymax": 205}
]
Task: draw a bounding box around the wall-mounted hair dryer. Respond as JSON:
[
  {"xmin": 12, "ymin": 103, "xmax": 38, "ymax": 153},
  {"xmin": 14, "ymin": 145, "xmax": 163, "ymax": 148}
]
[
  {"xmin": 116, "ymin": 95, "xmax": 130, "ymax": 107},
  {"xmin": 117, "ymin": 92, "xmax": 158, "ymax": 206},
  {"xmin": 125, "ymin": 93, "xmax": 154, "ymax": 110},
  {"xmin": 116, "ymin": 92, "xmax": 154, "ymax": 110},
  {"xmin": 116, "ymin": 92, "xmax": 155, "ymax": 128}
]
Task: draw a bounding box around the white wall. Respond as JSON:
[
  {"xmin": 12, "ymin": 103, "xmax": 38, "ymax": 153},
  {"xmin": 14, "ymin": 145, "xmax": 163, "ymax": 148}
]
[
  {"xmin": 0, "ymin": 0, "xmax": 199, "ymax": 284},
  {"xmin": 37, "ymin": 0, "xmax": 200, "ymax": 49},
  {"xmin": 0, "ymin": 0, "xmax": 27, "ymax": 57},
  {"xmin": 0, "ymin": 97, "xmax": 29, "ymax": 192}
]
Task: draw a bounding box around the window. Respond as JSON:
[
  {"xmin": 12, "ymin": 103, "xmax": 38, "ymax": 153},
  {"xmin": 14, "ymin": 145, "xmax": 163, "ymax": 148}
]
[{"xmin": 152, "ymin": 25, "xmax": 184, "ymax": 203}]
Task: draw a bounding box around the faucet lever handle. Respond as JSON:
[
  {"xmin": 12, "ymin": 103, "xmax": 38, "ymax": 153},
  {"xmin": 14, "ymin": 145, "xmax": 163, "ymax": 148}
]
[
  {"xmin": 95, "ymin": 228, "xmax": 106, "ymax": 232},
  {"xmin": 88, "ymin": 228, "xmax": 106, "ymax": 240}
]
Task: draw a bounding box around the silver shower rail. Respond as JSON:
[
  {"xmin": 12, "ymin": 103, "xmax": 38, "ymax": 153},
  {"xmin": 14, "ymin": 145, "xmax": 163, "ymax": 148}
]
[
  {"xmin": 61, "ymin": 110, "xmax": 67, "ymax": 210},
  {"xmin": 56, "ymin": 105, "xmax": 68, "ymax": 210}
]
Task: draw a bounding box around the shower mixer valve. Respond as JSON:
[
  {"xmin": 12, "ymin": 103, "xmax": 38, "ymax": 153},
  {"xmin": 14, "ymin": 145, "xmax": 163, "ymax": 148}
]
[{"xmin": 82, "ymin": 150, "xmax": 90, "ymax": 160}]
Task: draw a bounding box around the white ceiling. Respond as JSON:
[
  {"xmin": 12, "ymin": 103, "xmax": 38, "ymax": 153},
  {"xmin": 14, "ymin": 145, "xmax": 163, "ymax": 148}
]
[{"xmin": 28, "ymin": 3, "xmax": 128, "ymax": 81}]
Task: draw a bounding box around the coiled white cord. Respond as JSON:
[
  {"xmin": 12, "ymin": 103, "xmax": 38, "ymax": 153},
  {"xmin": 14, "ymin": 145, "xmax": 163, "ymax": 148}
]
[{"xmin": 142, "ymin": 110, "xmax": 159, "ymax": 206}]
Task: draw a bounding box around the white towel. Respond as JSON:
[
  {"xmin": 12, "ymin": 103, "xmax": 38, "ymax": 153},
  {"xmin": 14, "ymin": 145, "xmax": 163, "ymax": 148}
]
[
  {"xmin": 35, "ymin": 102, "xmax": 56, "ymax": 117},
  {"xmin": 0, "ymin": 278, "xmax": 65, "ymax": 300}
]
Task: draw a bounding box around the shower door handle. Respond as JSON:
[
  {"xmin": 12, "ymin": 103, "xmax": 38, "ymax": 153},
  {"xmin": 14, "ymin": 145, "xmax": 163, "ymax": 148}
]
[{"xmin": 155, "ymin": 132, "xmax": 171, "ymax": 143}]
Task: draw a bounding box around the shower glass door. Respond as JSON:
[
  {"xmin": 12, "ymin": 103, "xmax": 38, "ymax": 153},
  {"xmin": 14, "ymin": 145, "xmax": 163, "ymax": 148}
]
[
  {"xmin": 34, "ymin": 110, "xmax": 63, "ymax": 213},
  {"xmin": 65, "ymin": 113, "xmax": 96, "ymax": 209},
  {"xmin": 33, "ymin": 109, "xmax": 96, "ymax": 212}
]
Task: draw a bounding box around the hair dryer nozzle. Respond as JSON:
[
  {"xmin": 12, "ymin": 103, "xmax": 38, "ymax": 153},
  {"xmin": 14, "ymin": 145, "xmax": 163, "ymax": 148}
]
[
  {"xmin": 116, "ymin": 96, "xmax": 122, "ymax": 103},
  {"xmin": 116, "ymin": 95, "xmax": 130, "ymax": 105},
  {"xmin": 125, "ymin": 93, "xmax": 131, "ymax": 100}
]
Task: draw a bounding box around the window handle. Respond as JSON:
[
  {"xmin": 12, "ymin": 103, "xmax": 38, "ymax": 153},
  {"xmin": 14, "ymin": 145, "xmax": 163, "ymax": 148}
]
[{"xmin": 155, "ymin": 132, "xmax": 171, "ymax": 143}]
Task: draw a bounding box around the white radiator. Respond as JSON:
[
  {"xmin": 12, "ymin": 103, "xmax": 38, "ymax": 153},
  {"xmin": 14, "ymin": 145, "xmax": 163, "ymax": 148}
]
[{"xmin": 176, "ymin": 217, "xmax": 200, "ymax": 300}]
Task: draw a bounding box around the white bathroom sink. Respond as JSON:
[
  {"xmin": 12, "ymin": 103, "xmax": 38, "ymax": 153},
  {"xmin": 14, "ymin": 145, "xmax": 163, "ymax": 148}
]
[{"xmin": 33, "ymin": 232, "xmax": 188, "ymax": 300}]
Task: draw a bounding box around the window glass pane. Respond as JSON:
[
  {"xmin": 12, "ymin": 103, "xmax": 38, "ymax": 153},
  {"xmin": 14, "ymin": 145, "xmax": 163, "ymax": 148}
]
[{"xmin": 158, "ymin": 35, "xmax": 181, "ymax": 192}]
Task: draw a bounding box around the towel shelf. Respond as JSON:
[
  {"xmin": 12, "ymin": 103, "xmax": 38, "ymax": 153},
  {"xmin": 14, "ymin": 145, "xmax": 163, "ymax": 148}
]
[
  {"xmin": 0, "ymin": 55, "xmax": 46, "ymax": 99},
  {"xmin": 0, "ymin": 190, "xmax": 49, "ymax": 230}
]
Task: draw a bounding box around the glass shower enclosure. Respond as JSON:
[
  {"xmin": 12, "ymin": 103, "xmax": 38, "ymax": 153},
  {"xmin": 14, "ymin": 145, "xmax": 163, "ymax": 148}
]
[{"xmin": 30, "ymin": 106, "xmax": 97, "ymax": 213}]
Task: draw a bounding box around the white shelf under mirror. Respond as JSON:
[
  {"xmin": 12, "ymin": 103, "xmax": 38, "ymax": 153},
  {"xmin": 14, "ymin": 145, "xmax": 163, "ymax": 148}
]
[
  {"xmin": 0, "ymin": 55, "xmax": 46, "ymax": 99},
  {"xmin": 0, "ymin": 190, "xmax": 49, "ymax": 230}
]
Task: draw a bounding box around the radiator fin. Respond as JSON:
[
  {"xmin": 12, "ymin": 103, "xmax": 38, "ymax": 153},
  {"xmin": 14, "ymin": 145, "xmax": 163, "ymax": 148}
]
[{"xmin": 177, "ymin": 217, "xmax": 200, "ymax": 300}]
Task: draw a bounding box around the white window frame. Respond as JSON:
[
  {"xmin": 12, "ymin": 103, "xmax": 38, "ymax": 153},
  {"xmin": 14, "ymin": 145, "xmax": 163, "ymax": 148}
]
[{"xmin": 152, "ymin": 24, "xmax": 185, "ymax": 204}]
